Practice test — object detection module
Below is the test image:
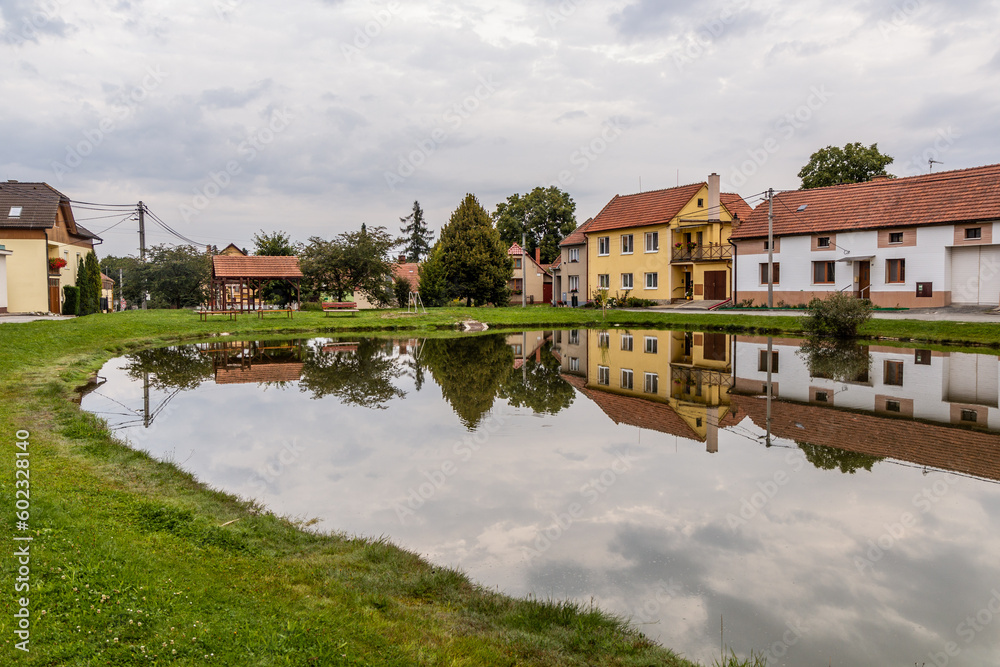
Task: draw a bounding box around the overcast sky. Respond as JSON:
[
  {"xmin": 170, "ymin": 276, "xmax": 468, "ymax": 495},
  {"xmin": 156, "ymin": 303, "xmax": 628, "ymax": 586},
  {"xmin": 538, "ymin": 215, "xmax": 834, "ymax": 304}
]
[{"xmin": 3, "ymin": 0, "xmax": 999, "ymax": 257}]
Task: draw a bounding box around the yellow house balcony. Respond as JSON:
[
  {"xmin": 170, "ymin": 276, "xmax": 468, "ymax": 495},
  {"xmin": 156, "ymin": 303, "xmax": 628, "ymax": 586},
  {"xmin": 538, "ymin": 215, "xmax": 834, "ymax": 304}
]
[{"xmin": 671, "ymin": 243, "xmax": 733, "ymax": 263}]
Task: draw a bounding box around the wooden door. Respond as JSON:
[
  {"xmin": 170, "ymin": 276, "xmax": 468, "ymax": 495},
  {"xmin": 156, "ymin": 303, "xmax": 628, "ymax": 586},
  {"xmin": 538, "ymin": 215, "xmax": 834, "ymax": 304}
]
[
  {"xmin": 703, "ymin": 333, "xmax": 728, "ymax": 361},
  {"xmin": 542, "ymin": 282, "xmax": 552, "ymax": 304},
  {"xmin": 48, "ymin": 278, "xmax": 60, "ymax": 313},
  {"xmin": 857, "ymin": 262, "xmax": 871, "ymax": 299},
  {"xmin": 704, "ymin": 271, "xmax": 728, "ymax": 300}
]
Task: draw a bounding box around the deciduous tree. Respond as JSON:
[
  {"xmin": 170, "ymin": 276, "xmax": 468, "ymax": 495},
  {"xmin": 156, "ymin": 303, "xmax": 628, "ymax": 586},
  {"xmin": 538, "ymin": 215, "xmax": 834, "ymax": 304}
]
[
  {"xmin": 798, "ymin": 142, "xmax": 894, "ymax": 189},
  {"xmin": 300, "ymin": 224, "xmax": 396, "ymax": 306},
  {"xmin": 252, "ymin": 229, "xmax": 299, "ymax": 305},
  {"xmin": 494, "ymin": 186, "xmax": 576, "ymax": 264},
  {"xmin": 141, "ymin": 244, "xmax": 211, "ymax": 309}
]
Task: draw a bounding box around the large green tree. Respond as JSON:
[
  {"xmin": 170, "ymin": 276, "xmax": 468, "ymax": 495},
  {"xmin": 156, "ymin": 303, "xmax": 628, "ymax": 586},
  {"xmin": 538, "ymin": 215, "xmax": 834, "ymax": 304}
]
[
  {"xmin": 798, "ymin": 142, "xmax": 894, "ymax": 189},
  {"xmin": 100, "ymin": 255, "xmax": 145, "ymax": 310},
  {"xmin": 494, "ymin": 186, "xmax": 576, "ymax": 264},
  {"xmin": 499, "ymin": 340, "xmax": 575, "ymax": 415},
  {"xmin": 433, "ymin": 194, "xmax": 512, "ymax": 307},
  {"xmin": 252, "ymin": 229, "xmax": 299, "ymax": 305},
  {"xmin": 421, "ymin": 335, "xmax": 514, "ymax": 428},
  {"xmin": 140, "ymin": 244, "xmax": 211, "ymax": 309},
  {"xmin": 417, "ymin": 243, "xmax": 451, "ymax": 307},
  {"xmin": 399, "ymin": 201, "xmax": 434, "ymax": 263},
  {"xmin": 298, "ymin": 338, "xmax": 405, "ymax": 408},
  {"xmin": 300, "ymin": 224, "xmax": 396, "ymax": 306}
]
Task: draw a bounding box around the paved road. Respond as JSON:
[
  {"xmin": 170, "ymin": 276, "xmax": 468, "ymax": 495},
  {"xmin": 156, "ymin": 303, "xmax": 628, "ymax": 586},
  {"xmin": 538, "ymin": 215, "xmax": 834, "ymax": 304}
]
[
  {"xmin": 0, "ymin": 314, "xmax": 75, "ymax": 324},
  {"xmin": 627, "ymin": 305, "xmax": 1000, "ymax": 323}
]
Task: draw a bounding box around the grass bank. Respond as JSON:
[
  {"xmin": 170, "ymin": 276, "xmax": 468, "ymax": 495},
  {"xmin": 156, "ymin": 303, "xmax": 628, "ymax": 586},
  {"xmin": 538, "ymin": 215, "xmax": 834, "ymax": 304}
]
[{"xmin": 0, "ymin": 306, "xmax": 995, "ymax": 665}]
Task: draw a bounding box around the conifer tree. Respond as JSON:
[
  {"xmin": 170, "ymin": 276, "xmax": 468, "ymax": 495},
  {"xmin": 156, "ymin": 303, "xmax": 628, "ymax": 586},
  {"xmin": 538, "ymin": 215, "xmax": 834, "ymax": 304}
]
[
  {"xmin": 433, "ymin": 194, "xmax": 512, "ymax": 307},
  {"xmin": 399, "ymin": 200, "xmax": 434, "ymax": 262}
]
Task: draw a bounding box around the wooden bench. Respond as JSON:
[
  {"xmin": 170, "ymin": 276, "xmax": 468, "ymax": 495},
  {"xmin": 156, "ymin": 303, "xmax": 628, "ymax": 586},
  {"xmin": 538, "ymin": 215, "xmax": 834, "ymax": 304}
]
[
  {"xmin": 198, "ymin": 310, "xmax": 238, "ymax": 321},
  {"xmin": 257, "ymin": 308, "xmax": 293, "ymax": 319},
  {"xmin": 322, "ymin": 301, "xmax": 359, "ymax": 316}
]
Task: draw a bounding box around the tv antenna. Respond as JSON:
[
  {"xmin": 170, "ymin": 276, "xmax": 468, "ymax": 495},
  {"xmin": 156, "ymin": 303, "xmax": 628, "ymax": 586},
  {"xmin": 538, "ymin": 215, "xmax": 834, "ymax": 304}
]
[{"xmin": 929, "ymin": 159, "xmax": 943, "ymax": 172}]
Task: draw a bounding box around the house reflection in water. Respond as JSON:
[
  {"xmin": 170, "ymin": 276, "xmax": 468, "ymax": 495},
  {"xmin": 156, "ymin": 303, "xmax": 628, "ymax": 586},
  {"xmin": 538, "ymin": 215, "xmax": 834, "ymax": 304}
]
[
  {"xmin": 552, "ymin": 328, "xmax": 736, "ymax": 452},
  {"xmin": 202, "ymin": 340, "xmax": 305, "ymax": 385}
]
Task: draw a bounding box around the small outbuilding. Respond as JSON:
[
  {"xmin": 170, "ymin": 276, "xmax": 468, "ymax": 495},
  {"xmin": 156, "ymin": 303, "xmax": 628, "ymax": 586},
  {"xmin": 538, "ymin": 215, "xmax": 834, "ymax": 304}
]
[{"xmin": 209, "ymin": 255, "xmax": 303, "ymax": 311}]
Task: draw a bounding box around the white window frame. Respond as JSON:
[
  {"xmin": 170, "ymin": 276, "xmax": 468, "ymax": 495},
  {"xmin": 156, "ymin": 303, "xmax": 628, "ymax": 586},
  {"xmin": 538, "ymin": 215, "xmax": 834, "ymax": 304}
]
[
  {"xmin": 621, "ymin": 334, "xmax": 633, "ymax": 351},
  {"xmin": 645, "ymin": 272, "xmax": 658, "ymax": 289},
  {"xmin": 621, "ymin": 234, "xmax": 634, "ymax": 255},
  {"xmin": 568, "ymin": 247, "xmax": 580, "ymax": 262},
  {"xmin": 644, "ymin": 336, "xmax": 658, "ymax": 354},
  {"xmin": 598, "ymin": 274, "xmax": 610, "ymax": 289},
  {"xmin": 569, "ymin": 357, "xmax": 580, "ymax": 372},
  {"xmin": 598, "ymin": 332, "xmax": 610, "ymax": 348},
  {"xmin": 598, "ymin": 365, "xmax": 610, "ymax": 385},
  {"xmin": 568, "ymin": 275, "xmax": 580, "ymax": 292},
  {"xmin": 620, "ymin": 369, "xmax": 634, "ymax": 390},
  {"xmin": 645, "ymin": 231, "xmax": 659, "ymax": 253},
  {"xmin": 598, "ymin": 236, "xmax": 610, "ymax": 256},
  {"xmin": 621, "ymin": 273, "xmax": 633, "ymax": 290},
  {"xmin": 644, "ymin": 372, "xmax": 658, "ymax": 394}
]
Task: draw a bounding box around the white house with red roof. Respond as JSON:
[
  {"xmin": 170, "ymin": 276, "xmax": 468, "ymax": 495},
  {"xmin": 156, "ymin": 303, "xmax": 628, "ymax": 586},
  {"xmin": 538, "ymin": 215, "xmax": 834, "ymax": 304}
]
[
  {"xmin": 730, "ymin": 164, "xmax": 1000, "ymax": 308},
  {"xmin": 553, "ymin": 217, "xmax": 593, "ymax": 306},
  {"xmin": 508, "ymin": 242, "xmax": 553, "ymax": 304}
]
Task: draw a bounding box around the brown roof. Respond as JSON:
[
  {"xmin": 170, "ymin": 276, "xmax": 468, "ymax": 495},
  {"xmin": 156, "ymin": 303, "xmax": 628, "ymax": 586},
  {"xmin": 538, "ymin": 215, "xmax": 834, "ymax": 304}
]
[
  {"xmin": 392, "ymin": 262, "xmax": 420, "ymax": 283},
  {"xmin": 215, "ymin": 363, "xmax": 304, "ymax": 385},
  {"xmin": 732, "ymin": 395, "xmax": 1000, "ymax": 482},
  {"xmin": 731, "ymin": 163, "xmax": 1000, "ymax": 240},
  {"xmin": 721, "ymin": 193, "xmax": 754, "ymax": 221},
  {"xmin": 585, "ymin": 183, "xmax": 705, "ymax": 234},
  {"xmin": 562, "ymin": 373, "xmax": 701, "ymax": 440},
  {"xmin": 0, "ymin": 181, "xmax": 100, "ymax": 240},
  {"xmin": 559, "ymin": 217, "xmax": 594, "ymax": 247},
  {"xmin": 212, "ymin": 255, "xmax": 302, "ymax": 279}
]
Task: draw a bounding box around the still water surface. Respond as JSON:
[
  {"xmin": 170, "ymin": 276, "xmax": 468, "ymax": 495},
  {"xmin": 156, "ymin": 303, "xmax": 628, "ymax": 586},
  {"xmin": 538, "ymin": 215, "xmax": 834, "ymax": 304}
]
[{"xmin": 81, "ymin": 330, "xmax": 1000, "ymax": 665}]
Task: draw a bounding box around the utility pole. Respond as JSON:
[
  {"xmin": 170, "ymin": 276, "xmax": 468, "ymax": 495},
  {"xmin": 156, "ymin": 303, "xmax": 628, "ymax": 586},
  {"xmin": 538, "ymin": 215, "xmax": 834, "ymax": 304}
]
[
  {"xmin": 138, "ymin": 202, "xmax": 147, "ymax": 310},
  {"xmin": 119, "ymin": 268, "xmax": 123, "ymax": 312},
  {"xmin": 521, "ymin": 231, "xmax": 527, "ymax": 308},
  {"xmin": 765, "ymin": 337, "xmax": 773, "ymax": 447},
  {"xmin": 767, "ymin": 188, "xmax": 774, "ymax": 309}
]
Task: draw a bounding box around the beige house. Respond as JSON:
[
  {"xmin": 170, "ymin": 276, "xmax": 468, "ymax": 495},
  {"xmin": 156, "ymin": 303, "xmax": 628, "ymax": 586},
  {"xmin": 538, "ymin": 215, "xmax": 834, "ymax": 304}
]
[
  {"xmin": 508, "ymin": 242, "xmax": 552, "ymax": 305},
  {"xmin": 0, "ymin": 182, "xmax": 101, "ymax": 313},
  {"xmin": 553, "ymin": 218, "xmax": 593, "ymax": 306}
]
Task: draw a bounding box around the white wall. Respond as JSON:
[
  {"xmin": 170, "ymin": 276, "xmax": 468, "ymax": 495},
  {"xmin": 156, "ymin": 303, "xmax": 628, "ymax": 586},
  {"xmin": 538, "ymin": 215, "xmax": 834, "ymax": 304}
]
[{"xmin": 0, "ymin": 251, "xmax": 9, "ymax": 311}]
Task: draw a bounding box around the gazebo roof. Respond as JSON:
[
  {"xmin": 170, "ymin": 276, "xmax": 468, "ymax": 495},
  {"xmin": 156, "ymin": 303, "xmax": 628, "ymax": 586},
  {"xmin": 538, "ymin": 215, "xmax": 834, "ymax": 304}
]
[{"xmin": 212, "ymin": 255, "xmax": 302, "ymax": 279}]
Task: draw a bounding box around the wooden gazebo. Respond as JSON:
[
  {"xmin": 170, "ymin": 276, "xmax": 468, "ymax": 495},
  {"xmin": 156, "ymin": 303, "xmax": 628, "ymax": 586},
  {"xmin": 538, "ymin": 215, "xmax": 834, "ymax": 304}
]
[{"xmin": 209, "ymin": 255, "xmax": 303, "ymax": 311}]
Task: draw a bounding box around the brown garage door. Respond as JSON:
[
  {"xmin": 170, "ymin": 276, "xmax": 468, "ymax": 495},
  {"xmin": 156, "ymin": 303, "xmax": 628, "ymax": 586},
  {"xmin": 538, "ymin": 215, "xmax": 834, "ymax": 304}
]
[{"xmin": 704, "ymin": 271, "xmax": 728, "ymax": 300}]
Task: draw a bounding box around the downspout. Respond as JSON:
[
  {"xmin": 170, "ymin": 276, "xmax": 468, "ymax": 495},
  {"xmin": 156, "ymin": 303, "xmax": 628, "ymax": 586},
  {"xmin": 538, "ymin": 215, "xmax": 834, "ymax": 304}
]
[{"xmin": 730, "ymin": 238, "xmax": 737, "ymax": 306}]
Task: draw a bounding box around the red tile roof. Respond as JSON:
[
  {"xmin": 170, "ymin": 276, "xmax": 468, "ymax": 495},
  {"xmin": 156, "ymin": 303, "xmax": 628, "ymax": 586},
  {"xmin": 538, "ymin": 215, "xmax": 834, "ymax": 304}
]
[
  {"xmin": 721, "ymin": 193, "xmax": 754, "ymax": 221},
  {"xmin": 215, "ymin": 363, "xmax": 304, "ymax": 385},
  {"xmin": 585, "ymin": 183, "xmax": 705, "ymax": 234},
  {"xmin": 212, "ymin": 255, "xmax": 302, "ymax": 279},
  {"xmin": 559, "ymin": 218, "xmax": 594, "ymax": 247},
  {"xmin": 392, "ymin": 262, "xmax": 420, "ymax": 283},
  {"xmin": 732, "ymin": 395, "xmax": 1000, "ymax": 482},
  {"xmin": 731, "ymin": 163, "xmax": 1000, "ymax": 240},
  {"xmin": 508, "ymin": 242, "xmax": 525, "ymax": 256}
]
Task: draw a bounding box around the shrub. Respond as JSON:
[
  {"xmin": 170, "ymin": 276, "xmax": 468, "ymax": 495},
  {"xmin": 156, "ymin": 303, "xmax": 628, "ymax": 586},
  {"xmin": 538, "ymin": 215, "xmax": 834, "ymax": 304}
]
[
  {"xmin": 803, "ymin": 292, "xmax": 872, "ymax": 337},
  {"xmin": 393, "ymin": 276, "xmax": 412, "ymax": 307},
  {"xmin": 300, "ymin": 301, "xmax": 322, "ymax": 312},
  {"xmin": 62, "ymin": 285, "xmax": 80, "ymax": 315}
]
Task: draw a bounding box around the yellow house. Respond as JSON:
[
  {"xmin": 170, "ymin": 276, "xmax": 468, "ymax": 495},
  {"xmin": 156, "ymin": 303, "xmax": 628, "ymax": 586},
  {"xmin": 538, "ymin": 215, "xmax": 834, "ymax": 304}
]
[
  {"xmin": 585, "ymin": 174, "xmax": 751, "ymax": 304},
  {"xmin": 566, "ymin": 328, "xmax": 735, "ymax": 451},
  {"xmin": 0, "ymin": 182, "xmax": 102, "ymax": 313}
]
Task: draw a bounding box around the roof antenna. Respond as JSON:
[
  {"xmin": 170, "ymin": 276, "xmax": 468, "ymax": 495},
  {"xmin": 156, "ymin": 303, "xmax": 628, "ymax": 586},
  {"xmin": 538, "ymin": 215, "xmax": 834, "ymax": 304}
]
[
  {"xmin": 929, "ymin": 159, "xmax": 943, "ymax": 172},
  {"xmin": 676, "ymin": 169, "xmax": 679, "ymax": 187}
]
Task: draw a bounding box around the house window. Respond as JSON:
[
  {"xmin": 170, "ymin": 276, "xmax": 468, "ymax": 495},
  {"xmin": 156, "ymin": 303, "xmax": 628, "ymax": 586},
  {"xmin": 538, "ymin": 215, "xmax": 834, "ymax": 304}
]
[
  {"xmin": 887, "ymin": 259, "xmax": 905, "ymax": 283},
  {"xmin": 621, "ymin": 334, "xmax": 633, "ymax": 351},
  {"xmin": 621, "ymin": 234, "xmax": 634, "ymax": 254},
  {"xmin": 889, "ymin": 232, "xmax": 903, "ymax": 244},
  {"xmin": 8, "ymin": 206, "xmax": 22, "ymax": 218},
  {"xmin": 621, "ymin": 273, "xmax": 633, "ymax": 289},
  {"xmin": 885, "ymin": 400, "xmax": 901, "ymax": 413},
  {"xmin": 914, "ymin": 349, "xmax": 931, "ymax": 365},
  {"xmin": 568, "ymin": 329, "xmax": 580, "ymax": 345},
  {"xmin": 598, "ymin": 365, "xmax": 610, "ymax": 385},
  {"xmin": 569, "ymin": 357, "xmax": 580, "ymax": 372},
  {"xmin": 568, "ymin": 247, "xmax": 580, "ymax": 262},
  {"xmin": 644, "ymin": 336, "xmax": 658, "ymax": 354},
  {"xmin": 598, "ymin": 274, "xmax": 610, "ymax": 289},
  {"xmin": 760, "ymin": 263, "xmax": 780, "ymax": 285},
  {"xmin": 758, "ymin": 350, "xmax": 779, "ymax": 373},
  {"xmin": 817, "ymin": 236, "xmax": 831, "ymax": 248},
  {"xmin": 763, "ymin": 240, "xmax": 771, "ymax": 250},
  {"xmin": 644, "ymin": 372, "xmax": 658, "ymax": 394},
  {"xmin": 965, "ymin": 227, "xmax": 982, "ymax": 240},
  {"xmin": 815, "ymin": 391, "xmax": 829, "ymax": 403},
  {"xmin": 813, "ymin": 261, "xmax": 836, "ymax": 284},
  {"xmin": 961, "ymin": 409, "xmax": 978, "ymax": 423},
  {"xmin": 511, "ymin": 278, "xmax": 523, "ymax": 291},
  {"xmin": 645, "ymin": 272, "xmax": 658, "ymax": 289},
  {"xmin": 620, "ymin": 369, "xmax": 634, "ymax": 390},
  {"xmin": 697, "ymin": 198, "xmax": 705, "ymax": 207},
  {"xmin": 514, "ymin": 258, "xmax": 522, "ymax": 269},
  {"xmin": 645, "ymin": 232, "xmax": 659, "ymax": 252},
  {"xmin": 598, "ymin": 332, "xmax": 610, "ymax": 348},
  {"xmin": 598, "ymin": 237, "xmax": 610, "ymax": 256},
  {"xmin": 884, "ymin": 360, "xmax": 904, "ymax": 386},
  {"xmin": 568, "ymin": 275, "xmax": 580, "ymax": 292}
]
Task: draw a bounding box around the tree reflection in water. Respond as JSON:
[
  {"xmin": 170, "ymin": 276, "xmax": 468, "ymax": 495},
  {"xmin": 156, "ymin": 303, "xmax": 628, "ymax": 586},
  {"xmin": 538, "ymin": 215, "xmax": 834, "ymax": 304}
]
[
  {"xmin": 298, "ymin": 339, "xmax": 405, "ymax": 408},
  {"xmin": 123, "ymin": 345, "xmax": 214, "ymax": 391},
  {"xmin": 421, "ymin": 335, "xmax": 514, "ymax": 429}
]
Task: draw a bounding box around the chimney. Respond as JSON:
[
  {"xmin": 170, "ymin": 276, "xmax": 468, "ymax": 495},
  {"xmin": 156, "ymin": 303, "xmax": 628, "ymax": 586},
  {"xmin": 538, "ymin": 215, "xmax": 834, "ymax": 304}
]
[
  {"xmin": 708, "ymin": 173, "xmax": 721, "ymax": 222},
  {"xmin": 398, "ymin": 254, "xmax": 406, "ymax": 263},
  {"xmin": 535, "ymin": 247, "xmax": 540, "ymax": 264}
]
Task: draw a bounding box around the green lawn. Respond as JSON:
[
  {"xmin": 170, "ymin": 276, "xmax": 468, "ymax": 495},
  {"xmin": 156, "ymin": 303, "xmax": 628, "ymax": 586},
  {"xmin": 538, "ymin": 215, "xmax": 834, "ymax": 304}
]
[{"xmin": 0, "ymin": 306, "xmax": 996, "ymax": 666}]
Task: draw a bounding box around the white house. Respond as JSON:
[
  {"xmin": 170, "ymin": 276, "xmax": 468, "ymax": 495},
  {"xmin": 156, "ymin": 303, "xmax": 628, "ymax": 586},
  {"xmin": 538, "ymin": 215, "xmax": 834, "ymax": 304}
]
[{"xmin": 731, "ymin": 164, "xmax": 1000, "ymax": 307}]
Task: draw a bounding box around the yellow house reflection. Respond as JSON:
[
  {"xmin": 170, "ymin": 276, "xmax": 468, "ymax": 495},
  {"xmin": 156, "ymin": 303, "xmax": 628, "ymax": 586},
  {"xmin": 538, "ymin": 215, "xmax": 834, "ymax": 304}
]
[{"xmin": 571, "ymin": 328, "xmax": 734, "ymax": 451}]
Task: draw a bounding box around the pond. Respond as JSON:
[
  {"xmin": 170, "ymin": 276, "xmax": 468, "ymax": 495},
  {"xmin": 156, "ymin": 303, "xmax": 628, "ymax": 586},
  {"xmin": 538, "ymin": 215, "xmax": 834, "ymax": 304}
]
[{"xmin": 81, "ymin": 330, "xmax": 1000, "ymax": 666}]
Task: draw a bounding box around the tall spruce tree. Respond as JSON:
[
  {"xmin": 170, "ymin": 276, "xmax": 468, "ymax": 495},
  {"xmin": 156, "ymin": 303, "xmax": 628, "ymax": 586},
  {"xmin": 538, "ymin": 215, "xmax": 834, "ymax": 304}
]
[
  {"xmin": 434, "ymin": 194, "xmax": 512, "ymax": 307},
  {"xmin": 399, "ymin": 200, "xmax": 434, "ymax": 262},
  {"xmin": 85, "ymin": 252, "xmax": 102, "ymax": 314}
]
